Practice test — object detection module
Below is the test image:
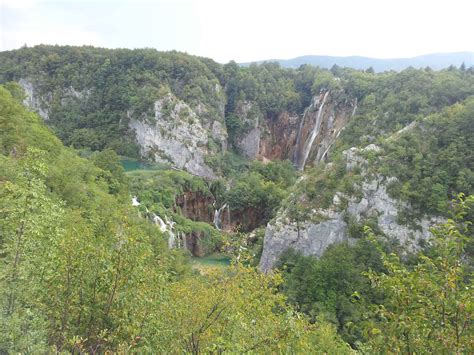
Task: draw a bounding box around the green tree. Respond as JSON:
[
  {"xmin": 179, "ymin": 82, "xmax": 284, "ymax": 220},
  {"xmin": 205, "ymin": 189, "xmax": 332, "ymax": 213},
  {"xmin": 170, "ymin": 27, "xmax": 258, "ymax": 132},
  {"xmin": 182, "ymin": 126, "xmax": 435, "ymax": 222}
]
[
  {"xmin": 145, "ymin": 263, "xmax": 352, "ymax": 353},
  {"xmin": 365, "ymin": 194, "xmax": 473, "ymax": 353}
]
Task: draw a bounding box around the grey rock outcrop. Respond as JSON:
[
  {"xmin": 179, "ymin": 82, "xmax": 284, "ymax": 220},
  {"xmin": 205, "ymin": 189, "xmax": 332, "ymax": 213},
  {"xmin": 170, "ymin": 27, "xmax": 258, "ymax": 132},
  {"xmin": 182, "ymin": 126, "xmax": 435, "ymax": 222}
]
[
  {"xmin": 259, "ymin": 209, "xmax": 352, "ymax": 272},
  {"xmin": 19, "ymin": 78, "xmax": 51, "ymax": 120},
  {"xmin": 129, "ymin": 93, "xmax": 227, "ymax": 179},
  {"xmin": 234, "ymin": 101, "xmax": 263, "ymax": 159},
  {"xmin": 19, "ymin": 78, "xmax": 92, "ymax": 121}
]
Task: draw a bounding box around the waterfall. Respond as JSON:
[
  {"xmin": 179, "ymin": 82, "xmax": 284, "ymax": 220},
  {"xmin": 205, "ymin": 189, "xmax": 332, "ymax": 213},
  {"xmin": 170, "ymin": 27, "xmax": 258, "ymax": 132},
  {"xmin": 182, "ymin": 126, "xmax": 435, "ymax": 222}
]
[
  {"xmin": 317, "ymin": 143, "xmax": 332, "ymax": 163},
  {"xmin": 168, "ymin": 229, "xmax": 176, "ymax": 249},
  {"xmin": 181, "ymin": 232, "xmax": 187, "ymax": 250},
  {"xmin": 152, "ymin": 213, "xmax": 167, "ymax": 232},
  {"xmin": 213, "ymin": 203, "xmax": 228, "ymax": 230},
  {"xmin": 293, "ymin": 100, "xmax": 311, "ymax": 165},
  {"xmin": 131, "ymin": 196, "xmax": 140, "ymax": 206},
  {"xmin": 164, "ymin": 216, "xmax": 176, "ymax": 249},
  {"xmin": 152, "ymin": 213, "xmax": 178, "ymax": 249},
  {"xmin": 297, "ymin": 91, "xmax": 330, "ymax": 170},
  {"xmin": 351, "ymin": 97, "xmax": 358, "ymax": 117}
]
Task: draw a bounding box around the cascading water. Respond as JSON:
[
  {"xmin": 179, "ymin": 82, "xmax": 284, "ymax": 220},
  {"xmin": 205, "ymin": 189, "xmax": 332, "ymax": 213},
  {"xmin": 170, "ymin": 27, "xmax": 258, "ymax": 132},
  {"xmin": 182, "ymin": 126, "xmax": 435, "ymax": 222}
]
[
  {"xmin": 213, "ymin": 203, "xmax": 228, "ymax": 230},
  {"xmin": 351, "ymin": 97, "xmax": 358, "ymax": 117},
  {"xmin": 317, "ymin": 144, "xmax": 332, "ymax": 163},
  {"xmin": 131, "ymin": 196, "xmax": 140, "ymax": 206},
  {"xmin": 152, "ymin": 213, "xmax": 178, "ymax": 249},
  {"xmin": 296, "ymin": 91, "xmax": 330, "ymax": 170},
  {"xmin": 180, "ymin": 231, "xmax": 187, "ymax": 250},
  {"xmin": 168, "ymin": 230, "xmax": 176, "ymax": 249},
  {"xmin": 152, "ymin": 214, "xmax": 167, "ymax": 232},
  {"xmin": 165, "ymin": 216, "xmax": 176, "ymax": 249}
]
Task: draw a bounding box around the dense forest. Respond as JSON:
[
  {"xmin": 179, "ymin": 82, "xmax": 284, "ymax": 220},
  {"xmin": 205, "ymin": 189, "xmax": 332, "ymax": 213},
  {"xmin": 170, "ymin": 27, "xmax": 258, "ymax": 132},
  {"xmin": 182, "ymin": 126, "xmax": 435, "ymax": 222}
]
[{"xmin": 0, "ymin": 45, "xmax": 472, "ymax": 353}]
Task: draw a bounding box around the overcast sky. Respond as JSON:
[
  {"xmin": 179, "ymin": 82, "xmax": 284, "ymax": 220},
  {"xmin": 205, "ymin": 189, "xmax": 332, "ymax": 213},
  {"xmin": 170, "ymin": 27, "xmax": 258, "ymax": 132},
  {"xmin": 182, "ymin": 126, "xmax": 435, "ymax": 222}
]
[{"xmin": 1, "ymin": 0, "xmax": 473, "ymax": 63}]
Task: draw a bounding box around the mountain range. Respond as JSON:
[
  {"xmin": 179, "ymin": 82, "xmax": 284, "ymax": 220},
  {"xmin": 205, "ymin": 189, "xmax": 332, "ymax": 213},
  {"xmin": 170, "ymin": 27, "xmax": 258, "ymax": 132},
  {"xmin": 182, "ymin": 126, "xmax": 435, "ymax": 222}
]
[{"xmin": 241, "ymin": 51, "xmax": 474, "ymax": 72}]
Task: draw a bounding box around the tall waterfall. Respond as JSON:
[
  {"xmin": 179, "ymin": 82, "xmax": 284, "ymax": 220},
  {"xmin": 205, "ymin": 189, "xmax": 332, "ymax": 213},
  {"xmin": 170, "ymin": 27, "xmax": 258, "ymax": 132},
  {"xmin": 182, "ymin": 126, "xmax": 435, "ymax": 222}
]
[
  {"xmin": 351, "ymin": 97, "xmax": 358, "ymax": 117},
  {"xmin": 167, "ymin": 230, "xmax": 176, "ymax": 249},
  {"xmin": 297, "ymin": 91, "xmax": 330, "ymax": 171},
  {"xmin": 180, "ymin": 231, "xmax": 187, "ymax": 250},
  {"xmin": 213, "ymin": 203, "xmax": 228, "ymax": 230},
  {"xmin": 317, "ymin": 143, "xmax": 332, "ymax": 163}
]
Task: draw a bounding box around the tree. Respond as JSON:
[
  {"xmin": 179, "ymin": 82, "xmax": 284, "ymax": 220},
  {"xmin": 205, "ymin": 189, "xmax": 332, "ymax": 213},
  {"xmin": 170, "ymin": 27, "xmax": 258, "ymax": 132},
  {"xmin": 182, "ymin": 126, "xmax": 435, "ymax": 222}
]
[
  {"xmin": 0, "ymin": 149, "xmax": 63, "ymax": 352},
  {"xmin": 365, "ymin": 194, "xmax": 473, "ymax": 353},
  {"xmin": 144, "ymin": 262, "xmax": 352, "ymax": 353}
]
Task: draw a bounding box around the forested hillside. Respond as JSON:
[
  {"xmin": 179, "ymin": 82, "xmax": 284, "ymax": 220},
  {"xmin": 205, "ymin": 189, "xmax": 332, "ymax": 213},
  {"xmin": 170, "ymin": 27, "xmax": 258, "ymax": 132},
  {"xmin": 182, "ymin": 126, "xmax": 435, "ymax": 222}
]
[{"xmin": 0, "ymin": 45, "xmax": 472, "ymax": 352}]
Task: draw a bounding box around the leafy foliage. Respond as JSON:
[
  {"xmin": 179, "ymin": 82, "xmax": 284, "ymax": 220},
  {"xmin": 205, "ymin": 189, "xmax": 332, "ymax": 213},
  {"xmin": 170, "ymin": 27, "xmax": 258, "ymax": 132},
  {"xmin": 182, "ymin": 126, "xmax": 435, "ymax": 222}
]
[
  {"xmin": 365, "ymin": 195, "xmax": 474, "ymax": 353},
  {"xmin": 379, "ymin": 97, "xmax": 474, "ymax": 215},
  {"xmin": 276, "ymin": 239, "xmax": 385, "ymax": 346},
  {"xmin": 0, "ymin": 84, "xmax": 351, "ymax": 352},
  {"xmin": 147, "ymin": 263, "xmax": 352, "ymax": 353}
]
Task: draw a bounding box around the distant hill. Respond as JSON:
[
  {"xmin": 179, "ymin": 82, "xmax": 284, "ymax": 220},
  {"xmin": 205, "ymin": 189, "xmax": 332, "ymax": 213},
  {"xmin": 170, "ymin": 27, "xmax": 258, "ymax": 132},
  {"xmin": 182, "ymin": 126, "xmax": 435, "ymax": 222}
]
[{"xmin": 242, "ymin": 52, "xmax": 474, "ymax": 72}]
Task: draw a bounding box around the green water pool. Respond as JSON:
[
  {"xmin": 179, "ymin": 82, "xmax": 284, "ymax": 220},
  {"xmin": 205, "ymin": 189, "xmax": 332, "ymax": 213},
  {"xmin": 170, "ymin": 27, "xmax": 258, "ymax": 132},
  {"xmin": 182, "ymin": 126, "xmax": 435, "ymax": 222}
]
[
  {"xmin": 191, "ymin": 254, "xmax": 232, "ymax": 268},
  {"xmin": 121, "ymin": 159, "xmax": 164, "ymax": 172}
]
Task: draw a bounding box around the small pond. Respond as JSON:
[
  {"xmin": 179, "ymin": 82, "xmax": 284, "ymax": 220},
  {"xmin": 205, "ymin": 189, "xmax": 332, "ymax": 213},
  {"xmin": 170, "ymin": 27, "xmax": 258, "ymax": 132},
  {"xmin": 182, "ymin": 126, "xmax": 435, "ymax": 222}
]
[{"xmin": 190, "ymin": 254, "xmax": 232, "ymax": 269}]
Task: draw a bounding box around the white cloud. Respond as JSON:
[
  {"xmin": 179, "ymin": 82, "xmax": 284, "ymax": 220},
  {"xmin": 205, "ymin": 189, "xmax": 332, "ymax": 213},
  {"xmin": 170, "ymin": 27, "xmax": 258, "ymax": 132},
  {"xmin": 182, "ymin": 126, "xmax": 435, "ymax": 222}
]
[{"xmin": 0, "ymin": 0, "xmax": 473, "ymax": 61}]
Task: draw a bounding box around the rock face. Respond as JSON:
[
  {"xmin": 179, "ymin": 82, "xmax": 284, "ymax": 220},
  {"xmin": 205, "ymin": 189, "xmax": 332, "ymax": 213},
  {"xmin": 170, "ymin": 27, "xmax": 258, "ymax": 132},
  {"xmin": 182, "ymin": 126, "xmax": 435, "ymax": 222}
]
[
  {"xmin": 259, "ymin": 144, "xmax": 442, "ymax": 272},
  {"xmin": 129, "ymin": 93, "xmax": 227, "ymax": 179},
  {"xmin": 19, "ymin": 78, "xmax": 51, "ymax": 120},
  {"xmin": 175, "ymin": 191, "xmax": 214, "ymax": 223},
  {"xmin": 234, "ymin": 101, "xmax": 262, "ymax": 159},
  {"xmin": 259, "ymin": 111, "xmax": 301, "ymax": 161},
  {"xmin": 293, "ymin": 91, "xmax": 357, "ymax": 170},
  {"xmin": 259, "ymin": 209, "xmax": 352, "ymax": 272},
  {"xmin": 19, "ymin": 78, "xmax": 92, "ymax": 121},
  {"xmin": 233, "ymin": 91, "xmax": 356, "ymax": 168},
  {"xmin": 174, "ymin": 189, "xmax": 260, "ymax": 234}
]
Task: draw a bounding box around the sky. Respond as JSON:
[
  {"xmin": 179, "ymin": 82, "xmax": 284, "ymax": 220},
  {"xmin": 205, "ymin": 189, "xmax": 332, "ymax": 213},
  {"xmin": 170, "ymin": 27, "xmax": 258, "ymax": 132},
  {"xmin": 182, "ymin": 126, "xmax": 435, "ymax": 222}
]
[{"xmin": 1, "ymin": 0, "xmax": 473, "ymax": 63}]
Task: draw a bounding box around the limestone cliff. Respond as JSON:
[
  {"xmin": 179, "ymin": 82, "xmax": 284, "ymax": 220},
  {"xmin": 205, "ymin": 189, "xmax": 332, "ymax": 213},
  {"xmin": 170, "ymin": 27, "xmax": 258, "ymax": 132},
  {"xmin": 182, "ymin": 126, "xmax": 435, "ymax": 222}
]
[
  {"xmin": 129, "ymin": 93, "xmax": 227, "ymax": 179},
  {"xmin": 19, "ymin": 78, "xmax": 91, "ymax": 121}
]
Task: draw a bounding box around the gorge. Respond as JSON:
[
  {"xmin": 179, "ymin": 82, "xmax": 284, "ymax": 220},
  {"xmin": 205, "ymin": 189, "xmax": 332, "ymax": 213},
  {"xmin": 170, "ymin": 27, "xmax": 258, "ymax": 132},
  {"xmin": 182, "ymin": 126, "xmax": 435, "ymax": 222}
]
[{"xmin": 0, "ymin": 45, "xmax": 472, "ymax": 353}]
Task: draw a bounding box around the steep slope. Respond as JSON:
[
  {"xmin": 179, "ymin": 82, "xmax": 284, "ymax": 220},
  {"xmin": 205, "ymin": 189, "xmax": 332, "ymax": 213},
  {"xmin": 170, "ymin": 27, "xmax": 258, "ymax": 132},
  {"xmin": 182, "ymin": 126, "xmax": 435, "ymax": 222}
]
[
  {"xmin": 0, "ymin": 84, "xmax": 187, "ymax": 351},
  {"xmin": 2, "ymin": 46, "xmax": 473, "ymax": 266},
  {"xmin": 260, "ymin": 96, "xmax": 474, "ymax": 271}
]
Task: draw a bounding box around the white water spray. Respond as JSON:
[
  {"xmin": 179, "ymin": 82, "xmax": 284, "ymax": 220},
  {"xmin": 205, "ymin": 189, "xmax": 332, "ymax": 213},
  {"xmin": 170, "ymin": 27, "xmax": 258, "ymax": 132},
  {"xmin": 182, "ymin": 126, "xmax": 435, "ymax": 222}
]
[
  {"xmin": 152, "ymin": 213, "xmax": 177, "ymax": 249},
  {"xmin": 131, "ymin": 196, "xmax": 140, "ymax": 206},
  {"xmin": 213, "ymin": 203, "xmax": 228, "ymax": 230}
]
